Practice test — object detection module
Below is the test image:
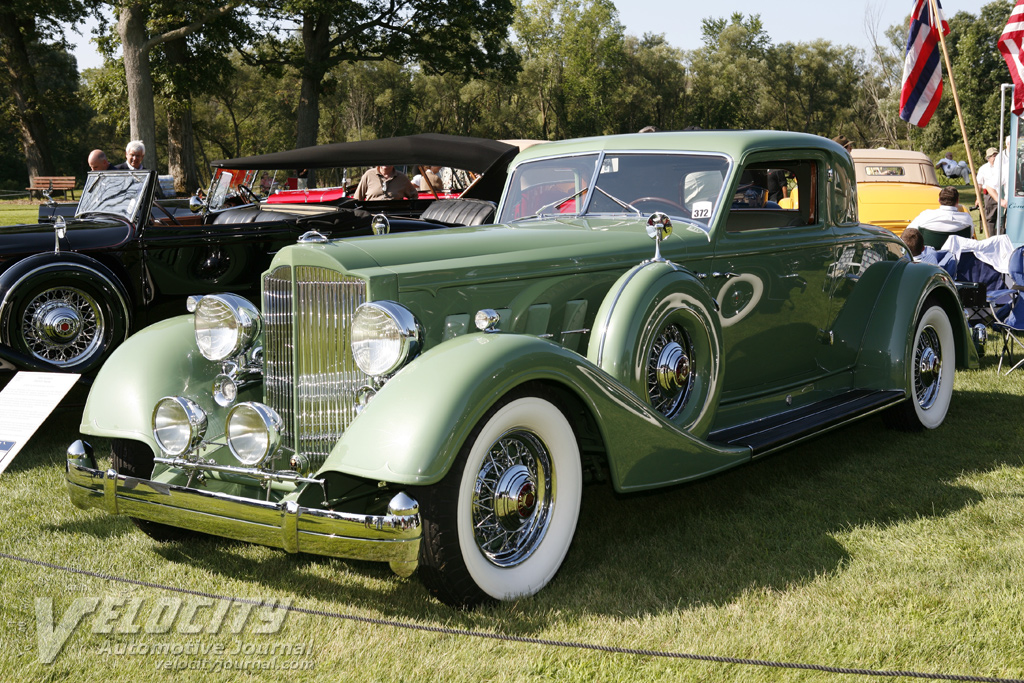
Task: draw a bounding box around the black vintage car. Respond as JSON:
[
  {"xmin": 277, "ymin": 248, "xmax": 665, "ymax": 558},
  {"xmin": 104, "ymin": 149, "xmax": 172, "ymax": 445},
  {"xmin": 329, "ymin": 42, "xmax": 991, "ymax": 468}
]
[{"xmin": 1, "ymin": 135, "xmax": 519, "ymax": 374}]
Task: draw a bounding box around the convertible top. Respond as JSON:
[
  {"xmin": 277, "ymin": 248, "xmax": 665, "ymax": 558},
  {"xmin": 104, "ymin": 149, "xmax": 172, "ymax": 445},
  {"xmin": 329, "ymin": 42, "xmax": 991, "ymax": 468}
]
[{"xmin": 212, "ymin": 134, "xmax": 517, "ymax": 173}]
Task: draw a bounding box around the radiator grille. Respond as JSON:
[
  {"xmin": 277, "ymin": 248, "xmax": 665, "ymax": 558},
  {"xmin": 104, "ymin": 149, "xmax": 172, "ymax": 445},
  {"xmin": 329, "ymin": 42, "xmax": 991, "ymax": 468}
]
[{"xmin": 262, "ymin": 265, "xmax": 368, "ymax": 467}]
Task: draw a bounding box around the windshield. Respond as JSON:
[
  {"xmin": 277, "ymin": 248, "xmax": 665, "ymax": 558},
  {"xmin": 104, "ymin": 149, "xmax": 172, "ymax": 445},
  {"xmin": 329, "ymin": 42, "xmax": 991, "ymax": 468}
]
[
  {"xmin": 207, "ymin": 168, "xmax": 261, "ymax": 211},
  {"xmin": 76, "ymin": 171, "xmax": 152, "ymax": 223},
  {"xmin": 498, "ymin": 152, "xmax": 730, "ymax": 226}
]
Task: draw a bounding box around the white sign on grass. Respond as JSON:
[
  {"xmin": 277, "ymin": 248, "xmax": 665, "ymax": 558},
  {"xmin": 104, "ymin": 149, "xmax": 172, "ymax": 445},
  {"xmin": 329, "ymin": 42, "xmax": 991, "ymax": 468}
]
[{"xmin": 0, "ymin": 372, "xmax": 80, "ymax": 475}]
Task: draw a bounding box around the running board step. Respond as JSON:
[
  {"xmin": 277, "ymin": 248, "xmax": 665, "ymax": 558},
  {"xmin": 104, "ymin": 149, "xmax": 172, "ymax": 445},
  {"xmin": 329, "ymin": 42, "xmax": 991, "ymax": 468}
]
[{"xmin": 708, "ymin": 389, "xmax": 905, "ymax": 456}]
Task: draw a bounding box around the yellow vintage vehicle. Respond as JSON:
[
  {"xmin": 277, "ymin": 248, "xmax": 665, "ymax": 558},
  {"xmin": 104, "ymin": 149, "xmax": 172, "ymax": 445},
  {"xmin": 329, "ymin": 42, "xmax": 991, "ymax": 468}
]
[{"xmin": 850, "ymin": 149, "xmax": 971, "ymax": 238}]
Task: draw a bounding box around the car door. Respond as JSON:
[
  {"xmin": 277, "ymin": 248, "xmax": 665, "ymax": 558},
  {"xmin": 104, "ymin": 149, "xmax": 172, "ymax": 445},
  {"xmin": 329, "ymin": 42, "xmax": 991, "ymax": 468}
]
[{"xmin": 709, "ymin": 152, "xmax": 837, "ymax": 399}]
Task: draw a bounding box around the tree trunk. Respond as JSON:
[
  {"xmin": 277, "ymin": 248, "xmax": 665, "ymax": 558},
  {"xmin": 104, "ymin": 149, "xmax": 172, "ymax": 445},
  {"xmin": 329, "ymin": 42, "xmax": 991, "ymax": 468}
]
[
  {"xmin": 163, "ymin": 38, "xmax": 199, "ymax": 195},
  {"xmin": 118, "ymin": 1, "xmax": 158, "ymax": 171},
  {"xmin": 0, "ymin": 11, "xmax": 54, "ymax": 182},
  {"xmin": 296, "ymin": 13, "xmax": 331, "ymax": 187}
]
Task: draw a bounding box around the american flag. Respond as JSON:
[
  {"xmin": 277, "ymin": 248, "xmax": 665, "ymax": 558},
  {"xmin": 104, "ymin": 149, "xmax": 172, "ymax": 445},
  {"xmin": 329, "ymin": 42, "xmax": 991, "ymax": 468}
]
[
  {"xmin": 999, "ymin": 0, "xmax": 1024, "ymax": 116},
  {"xmin": 899, "ymin": 0, "xmax": 950, "ymax": 128}
]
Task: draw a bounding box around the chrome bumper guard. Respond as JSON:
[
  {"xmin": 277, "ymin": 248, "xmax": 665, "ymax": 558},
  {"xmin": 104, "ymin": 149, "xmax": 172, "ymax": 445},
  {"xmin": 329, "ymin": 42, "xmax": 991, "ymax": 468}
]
[{"xmin": 65, "ymin": 440, "xmax": 421, "ymax": 577}]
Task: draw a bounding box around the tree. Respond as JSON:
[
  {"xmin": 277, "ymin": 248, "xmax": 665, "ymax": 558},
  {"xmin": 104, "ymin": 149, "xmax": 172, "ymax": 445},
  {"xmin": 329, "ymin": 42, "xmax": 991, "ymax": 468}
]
[
  {"xmin": 684, "ymin": 13, "xmax": 771, "ymax": 130},
  {"xmin": 0, "ymin": 0, "xmax": 95, "ymax": 181},
  {"xmin": 247, "ymin": 0, "xmax": 519, "ymax": 156},
  {"xmin": 108, "ymin": 0, "xmax": 244, "ymax": 175}
]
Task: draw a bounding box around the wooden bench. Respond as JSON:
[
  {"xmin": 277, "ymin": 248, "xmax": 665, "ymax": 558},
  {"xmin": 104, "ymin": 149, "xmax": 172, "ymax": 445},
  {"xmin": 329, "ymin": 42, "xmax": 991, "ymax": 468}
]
[{"xmin": 27, "ymin": 176, "xmax": 77, "ymax": 200}]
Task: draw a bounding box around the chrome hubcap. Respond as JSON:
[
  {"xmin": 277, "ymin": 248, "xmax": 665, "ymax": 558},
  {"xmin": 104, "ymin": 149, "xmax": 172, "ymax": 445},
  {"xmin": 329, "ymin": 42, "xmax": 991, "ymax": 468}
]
[
  {"xmin": 473, "ymin": 430, "xmax": 552, "ymax": 567},
  {"xmin": 647, "ymin": 323, "xmax": 694, "ymax": 418},
  {"xmin": 35, "ymin": 301, "xmax": 83, "ymax": 342},
  {"xmin": 21, "ymin": 287, "xmax": 104, "ymax": 366},
  {"xmin": 915, "ymin": 327, "xmax": 941, "ymax": 409}
]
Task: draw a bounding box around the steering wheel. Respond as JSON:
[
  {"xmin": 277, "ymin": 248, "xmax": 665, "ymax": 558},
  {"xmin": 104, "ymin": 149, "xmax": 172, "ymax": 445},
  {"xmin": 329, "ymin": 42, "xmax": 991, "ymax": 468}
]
[
  {"xmin": 236, "ymin": 183, "xmax": 261, "ymax": 204},
  {"xmin": 630, "ymin": 197, "xmax": 689, "ymax": 216},
  {"xmin": 153, "ymin": 201, "xmax": 181, "ymax": 226}
]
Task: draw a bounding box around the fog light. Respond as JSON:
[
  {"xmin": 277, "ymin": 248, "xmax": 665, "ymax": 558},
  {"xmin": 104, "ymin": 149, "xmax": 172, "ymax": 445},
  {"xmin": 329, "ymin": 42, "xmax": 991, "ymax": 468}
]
[
  {"xmin": 152, "ymin": 396, "xmax": 207, "ymax": 456},
  {"xmin": 225, "ymin": 402, "xmax": 282, "ymax": 467},
  {"xmin": 213, "ymin": 373, "xmax": 239, "ymax": 407}
]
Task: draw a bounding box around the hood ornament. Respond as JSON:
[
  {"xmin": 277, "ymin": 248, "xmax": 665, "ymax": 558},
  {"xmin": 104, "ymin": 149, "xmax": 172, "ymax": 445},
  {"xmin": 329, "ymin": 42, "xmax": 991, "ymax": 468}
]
[
  {"xmin": 645, "ymin": 212, "xmax": 673, "ymax": 262},
  {"xmin": 371, "ymin": 214, "xmax": 391, "ymax": 236}
]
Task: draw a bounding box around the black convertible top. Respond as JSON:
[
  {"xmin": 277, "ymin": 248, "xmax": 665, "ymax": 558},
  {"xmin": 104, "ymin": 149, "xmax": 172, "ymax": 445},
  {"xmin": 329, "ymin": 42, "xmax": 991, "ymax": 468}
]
[{"xmin": 212, "ymin": 134, "xmax": 517, "ymax": 173}]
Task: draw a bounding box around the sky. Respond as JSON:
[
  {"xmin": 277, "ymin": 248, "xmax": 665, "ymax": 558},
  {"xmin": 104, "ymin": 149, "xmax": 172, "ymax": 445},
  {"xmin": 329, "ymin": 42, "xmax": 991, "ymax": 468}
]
[{"xmin": 65, "ymin": 0, "xmax": 983, "ymax": 72}]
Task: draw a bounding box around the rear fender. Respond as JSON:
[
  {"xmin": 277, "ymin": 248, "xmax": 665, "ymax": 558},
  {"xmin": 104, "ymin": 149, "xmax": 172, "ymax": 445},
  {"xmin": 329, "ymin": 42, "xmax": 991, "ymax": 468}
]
[
  {"xmin": 846, "ymin": 260, "xmax": 977, "ymax": 391},
  {"xmin": 322, "ymin": 333, "xmax": 748, "ymax": 492}
]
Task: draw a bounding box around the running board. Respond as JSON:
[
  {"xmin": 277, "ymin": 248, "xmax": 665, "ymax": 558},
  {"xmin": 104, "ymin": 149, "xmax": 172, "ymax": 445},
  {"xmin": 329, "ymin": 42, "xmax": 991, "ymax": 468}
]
[{"xmin": 708, "ymin": 389, "xmax": 906, "ymax": 457}]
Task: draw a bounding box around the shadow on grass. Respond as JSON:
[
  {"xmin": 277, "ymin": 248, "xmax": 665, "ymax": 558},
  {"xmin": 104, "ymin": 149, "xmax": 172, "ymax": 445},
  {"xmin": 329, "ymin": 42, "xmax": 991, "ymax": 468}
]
[{"xmin": 24, "ymin": 377, "xmax": 1024, "ymax": 627}]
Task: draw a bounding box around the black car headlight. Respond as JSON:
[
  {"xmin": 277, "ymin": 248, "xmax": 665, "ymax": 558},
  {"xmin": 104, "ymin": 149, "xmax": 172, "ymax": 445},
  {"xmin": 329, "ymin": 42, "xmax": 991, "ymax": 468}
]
[
  {"xmin": 152, "ymin": 396, "xmax": 208, "ymax": 456},
  {"xmin": 189, "ymin": 294, "xmax": 262, "ymax": 362},
  {"xmin": 225, "ymin": 402, "xmax": 283, "ymax": 467},
  {"xmin": 351, "ymin": 302, "xmax": 421, "ymax": 377}
]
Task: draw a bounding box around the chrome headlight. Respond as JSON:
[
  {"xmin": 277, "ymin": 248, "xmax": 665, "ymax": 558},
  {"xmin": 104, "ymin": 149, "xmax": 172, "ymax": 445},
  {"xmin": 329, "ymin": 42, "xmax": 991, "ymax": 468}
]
[
  {"xmin": 351, "ymin": 302, "xmax": 421, "ymax": 377},
  {"xmin": 189, "ymin": 294, "xmax": 262, "ymax": 361},
  {"xmin": 152, "ymin": 396, "xmax": 208, "ymax": 456},
  {"xmin": 225, "ymin": 402, "xmax": 282, "ymax": 467}
]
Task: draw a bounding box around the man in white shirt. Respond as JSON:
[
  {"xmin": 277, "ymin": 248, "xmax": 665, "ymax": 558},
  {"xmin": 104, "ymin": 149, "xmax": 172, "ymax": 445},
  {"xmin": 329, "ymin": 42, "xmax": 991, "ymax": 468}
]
[
  {"xmin": 906, "ymin": 186, "xmax": 974, "ymax": 237},
  {"xmin": 935, "ymin": 152, "xmax": 970, "ymax": 182},
  {"xmin": 976, "ymin": 146, "xmax": 1004, "ymax": 231}
]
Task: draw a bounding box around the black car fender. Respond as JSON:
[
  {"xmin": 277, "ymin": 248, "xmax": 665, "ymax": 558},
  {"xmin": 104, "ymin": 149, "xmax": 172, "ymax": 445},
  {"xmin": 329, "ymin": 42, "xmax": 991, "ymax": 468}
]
[{"xmin": 0, "ymin": 252, "xmax": 133, "ymax": 339}]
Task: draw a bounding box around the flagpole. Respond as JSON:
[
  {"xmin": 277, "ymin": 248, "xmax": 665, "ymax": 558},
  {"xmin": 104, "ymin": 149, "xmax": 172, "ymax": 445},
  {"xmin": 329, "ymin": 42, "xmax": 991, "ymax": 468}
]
[{"xmin": 928, "ymin": 0, "xmax": 991, "ymax": 237}]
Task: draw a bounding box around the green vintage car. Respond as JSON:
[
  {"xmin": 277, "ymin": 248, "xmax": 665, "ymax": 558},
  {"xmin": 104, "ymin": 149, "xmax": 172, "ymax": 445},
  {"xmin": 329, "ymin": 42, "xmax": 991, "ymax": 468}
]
[{"xmin": 66, "ymin": 131, "xmax": 978, "ymax": 607}]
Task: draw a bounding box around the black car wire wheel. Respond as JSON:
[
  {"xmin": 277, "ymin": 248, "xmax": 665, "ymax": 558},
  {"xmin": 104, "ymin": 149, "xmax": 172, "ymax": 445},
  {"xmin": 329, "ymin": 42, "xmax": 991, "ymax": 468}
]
[{"xmin": 20, "ymin": 285, "xmax": 105, "ymax": 366}]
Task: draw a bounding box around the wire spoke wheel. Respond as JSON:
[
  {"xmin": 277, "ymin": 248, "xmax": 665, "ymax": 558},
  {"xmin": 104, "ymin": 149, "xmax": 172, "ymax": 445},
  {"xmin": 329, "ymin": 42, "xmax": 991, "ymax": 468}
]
[
  {"xmin": 20, "ymin": 286, "xmax": 105, "ymax": 366},
  {"xmin": 645, "ymin": 322, "xmax": 694, "ymax": 419},
  {"xmin": 472, "ymin": 429, "xmax": 552, "ymax": 567}
]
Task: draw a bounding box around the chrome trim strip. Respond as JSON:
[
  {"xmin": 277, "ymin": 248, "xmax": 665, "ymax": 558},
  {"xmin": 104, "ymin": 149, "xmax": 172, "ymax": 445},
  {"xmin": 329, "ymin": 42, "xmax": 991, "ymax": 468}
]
[{"xmin": 66, "ymin": 457, "xmax": 420, "ymax": 573}]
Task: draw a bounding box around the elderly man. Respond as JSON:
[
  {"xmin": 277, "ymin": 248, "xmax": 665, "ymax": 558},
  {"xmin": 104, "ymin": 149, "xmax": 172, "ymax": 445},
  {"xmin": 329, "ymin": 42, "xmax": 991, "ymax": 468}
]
[
  {"xmin": 113, "ymin": 140, "xmax": 146, "ymax": 170},
  {"xmin": 352, "ymin": 165, "xmax": 419, "ymax": 201},
  {"xmin": 935, "ymin": 152, "xmax": 970, "ymax": 182},
  {"xmin": 87, "ymin": 149, "xmax": 111, "ymax": 171}
]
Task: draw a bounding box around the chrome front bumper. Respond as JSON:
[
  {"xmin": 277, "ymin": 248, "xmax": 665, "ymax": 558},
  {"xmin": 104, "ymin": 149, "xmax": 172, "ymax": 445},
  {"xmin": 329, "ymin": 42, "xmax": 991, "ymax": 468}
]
[{"xmin": 65, "ymin": 441, "xmax": 421, "ymax": 577}]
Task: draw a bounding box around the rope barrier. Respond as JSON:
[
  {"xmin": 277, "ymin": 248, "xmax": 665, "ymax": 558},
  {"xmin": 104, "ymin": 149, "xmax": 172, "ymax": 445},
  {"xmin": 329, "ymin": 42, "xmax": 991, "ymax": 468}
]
[{"xmin": 2, "ymin": 551, "xmax": 1020, "ymax": 683}]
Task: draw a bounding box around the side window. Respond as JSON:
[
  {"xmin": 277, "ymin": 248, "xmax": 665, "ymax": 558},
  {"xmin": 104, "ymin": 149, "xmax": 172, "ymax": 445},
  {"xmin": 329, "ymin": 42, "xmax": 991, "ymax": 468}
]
[
  {"xmin": 831, "ymin": 163, "xmax": 858, "ymax": 226},
  {"xmin": 726, "ymin": 160, "xmax": 817, "ymax": 232}
]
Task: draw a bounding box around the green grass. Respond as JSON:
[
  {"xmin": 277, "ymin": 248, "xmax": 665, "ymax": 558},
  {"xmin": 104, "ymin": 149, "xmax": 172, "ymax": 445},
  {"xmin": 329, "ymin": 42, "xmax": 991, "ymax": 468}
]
[
  {"xmin": 2, "ymin": 349, "xmax": 1024, "ymax": 682},
  {"xmin": 0, "ymin": 199, "xmax": 48, "ymax": 225}
]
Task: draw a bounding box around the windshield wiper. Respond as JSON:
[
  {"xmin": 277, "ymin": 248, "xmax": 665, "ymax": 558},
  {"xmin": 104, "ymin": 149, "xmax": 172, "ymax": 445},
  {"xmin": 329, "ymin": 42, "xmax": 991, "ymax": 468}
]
[
  {"xmin": 519, "ymin": 187, "xmax": 589, "ymax": 220},
  {"xmin": 593, "ymin": 187, "xmax": 642, "ymax": 216}
]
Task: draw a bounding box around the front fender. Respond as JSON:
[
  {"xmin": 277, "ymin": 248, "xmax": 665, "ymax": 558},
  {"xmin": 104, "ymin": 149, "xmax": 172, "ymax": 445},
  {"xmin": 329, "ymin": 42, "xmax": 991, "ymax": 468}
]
[
  {"xmin": 322, "ymin": 333, "xmax": 748, "ymax": 492},
  {"xmin": 78, "ymin": 315, "xmax": 224, "ymax": 451}
]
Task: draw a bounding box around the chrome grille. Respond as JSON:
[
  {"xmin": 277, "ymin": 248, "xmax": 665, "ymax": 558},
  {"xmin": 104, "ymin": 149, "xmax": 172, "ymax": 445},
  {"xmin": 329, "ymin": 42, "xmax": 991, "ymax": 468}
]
[{"xmin": 262, "ymin": 265, "xmax": 368, "ymax": 467}]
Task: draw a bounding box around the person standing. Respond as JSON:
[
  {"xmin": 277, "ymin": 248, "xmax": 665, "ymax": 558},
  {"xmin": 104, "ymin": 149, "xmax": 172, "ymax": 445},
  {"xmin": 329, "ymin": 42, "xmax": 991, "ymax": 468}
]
[
  {"xmin": 112, "ymin": 140, "xmax": 146, "ymax": 170},
  {"xmin": 87, "ymin": 149, "xmax": 112, "ymax": 171},
  {"xmin": 977, "ymin": 147, "xmax": 1004, "ymax": 230}
]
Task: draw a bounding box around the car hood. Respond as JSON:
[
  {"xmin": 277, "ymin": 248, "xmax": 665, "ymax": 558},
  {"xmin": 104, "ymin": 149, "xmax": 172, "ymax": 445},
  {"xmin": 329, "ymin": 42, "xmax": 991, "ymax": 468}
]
[
  {"xmin": 0, "ymin": 218, "xmax": 133, "ymax": 260},
  {"xmin": 271, "ymin": 216, "xmax": 713, "ymax": 287}
]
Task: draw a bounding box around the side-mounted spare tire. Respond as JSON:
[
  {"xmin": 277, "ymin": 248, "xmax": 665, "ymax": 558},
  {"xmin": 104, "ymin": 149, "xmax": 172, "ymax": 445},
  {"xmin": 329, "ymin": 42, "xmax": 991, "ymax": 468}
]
[{"xmin": 588, "ymin": 261, "xmax": 724, "ymax": 439}]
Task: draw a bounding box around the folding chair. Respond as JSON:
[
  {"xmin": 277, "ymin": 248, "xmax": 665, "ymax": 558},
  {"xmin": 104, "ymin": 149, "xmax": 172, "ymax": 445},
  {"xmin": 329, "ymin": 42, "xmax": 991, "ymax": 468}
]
[{"xmin": 989, "ymin": 246, "xmax": 1024, "ymax": 374}]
